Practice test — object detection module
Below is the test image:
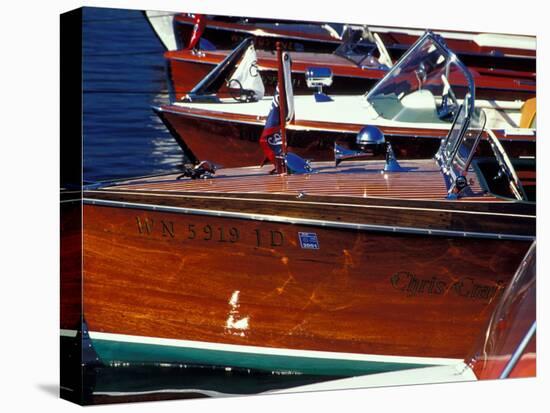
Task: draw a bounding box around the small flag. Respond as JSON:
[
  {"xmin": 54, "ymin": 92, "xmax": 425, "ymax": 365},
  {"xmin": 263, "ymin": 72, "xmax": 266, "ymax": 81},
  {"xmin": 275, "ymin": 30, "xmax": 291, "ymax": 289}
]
[
  {"xmin": 186, "ymin": 14, "xmax": 206, "ymax": 50},
  {"xmin": 259, "ymin": 88, "xmax": 284, "ymax": 166}
]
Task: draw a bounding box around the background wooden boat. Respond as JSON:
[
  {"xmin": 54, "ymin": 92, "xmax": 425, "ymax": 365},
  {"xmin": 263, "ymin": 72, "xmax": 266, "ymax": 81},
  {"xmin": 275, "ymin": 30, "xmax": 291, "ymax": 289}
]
[
  {"xmin": 174, "ymin": 14, "xmax": 342, "ymax": 53},
  {"xmin": 367, "ymin": 26, "xmax": 535, "ymax": 72},
  {"xmin": 165, "ymin": 48, "xmax": 535, "ymax": 101},
  {"xmin": 173, "ymin": 14, "xmax": 535, "ymax": 71},
  {"xmin": 153, "ymin": 103, "xmax": 535, "ymax": 168},
  {"xmin": 156, "ymin": 32, "xmax": 536, "ymax": 168},
  {"xmin": 81, "ymin": 158, "xmax": 535, "ymax": 376}
]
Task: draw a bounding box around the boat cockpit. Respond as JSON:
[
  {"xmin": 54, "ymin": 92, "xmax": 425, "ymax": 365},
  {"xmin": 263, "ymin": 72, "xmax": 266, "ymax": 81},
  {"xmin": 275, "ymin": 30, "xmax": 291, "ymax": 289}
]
[{"xmin": 435, "ymin": 98, "xmax": 534, "ymax": 202}]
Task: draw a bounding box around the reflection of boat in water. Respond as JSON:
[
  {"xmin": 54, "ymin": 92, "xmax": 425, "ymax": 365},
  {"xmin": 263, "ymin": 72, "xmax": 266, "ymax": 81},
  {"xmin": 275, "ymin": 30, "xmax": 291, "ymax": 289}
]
[
  {"xmin": 271, "ymin": 241, "xmax": 535, "ymax": 393},
  {"xmin": 78, "ymin": 62, "xmax": 535, "ymax": 376},
  {"xmin": 154, "ymin": 32, "xmax": 536, "ymax": 168}
]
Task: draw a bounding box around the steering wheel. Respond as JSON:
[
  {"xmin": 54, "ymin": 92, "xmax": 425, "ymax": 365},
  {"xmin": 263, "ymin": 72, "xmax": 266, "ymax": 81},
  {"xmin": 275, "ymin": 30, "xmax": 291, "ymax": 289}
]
[
  {"xmin": 437, "ymin": 74, "xmax": 459, "ymax": 120},
  {"xmin": 414, "ymin": 62, "xmax": 427, "ymax": 91},
  {"xmin": 227, "ymin": 79, "xmax": 255, "ymax": 103}
]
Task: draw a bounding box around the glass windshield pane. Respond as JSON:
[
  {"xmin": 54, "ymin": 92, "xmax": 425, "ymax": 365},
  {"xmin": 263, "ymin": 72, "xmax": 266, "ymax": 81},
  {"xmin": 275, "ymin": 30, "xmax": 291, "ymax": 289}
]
[
  {"xmin": 334, "ymin": 27, "xmax": 388, "ymax": 69},
  {"xmin": 441, "ymin": 104, "xmax": 468, "ymax": 164},
  {"xmin": 365, "ymin": 32, "xmax": 473, "ymax": 123},
  {"xmin": 452, "ymin": 109, "xmax": 486, "ymax": 174}
]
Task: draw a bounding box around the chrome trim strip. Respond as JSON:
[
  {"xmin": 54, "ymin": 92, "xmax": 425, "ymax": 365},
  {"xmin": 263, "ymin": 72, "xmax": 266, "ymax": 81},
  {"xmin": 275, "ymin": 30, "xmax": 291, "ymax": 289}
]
[
  {"xmin": 175, "ymin": 18, "xmax": 340, "ymax": 44},
  {"xmin": 83, "ymin": 198, "xmax": 534, "ymax": 241},
  {"xmin": 499, "ymin": 321, "xmax": 536, "ymax": 379},
  {"xmin": 85, "ymin": 190, "xmax": 535, "ymax": 219},
  {"xmin": 155, "ymin": 105, "xmax": 266, "ymax": 127}
]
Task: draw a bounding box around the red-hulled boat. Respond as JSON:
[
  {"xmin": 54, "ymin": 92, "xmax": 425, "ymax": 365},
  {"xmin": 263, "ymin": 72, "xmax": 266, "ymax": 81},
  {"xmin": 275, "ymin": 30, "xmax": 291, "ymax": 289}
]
[
  {"xmin": 173, "ymin": 14, "xmax": 342, "ymax": 53},
  {"xmin": 165, "ymin": 37, "xmax": 535, "ymax": 101},
  {"xmin": 173, "ymin": 14, "xmax": 535, "ymax": 72},
  {"xmin": 155, "ymin": 33, "xmax": 536, "ymax": 169}
]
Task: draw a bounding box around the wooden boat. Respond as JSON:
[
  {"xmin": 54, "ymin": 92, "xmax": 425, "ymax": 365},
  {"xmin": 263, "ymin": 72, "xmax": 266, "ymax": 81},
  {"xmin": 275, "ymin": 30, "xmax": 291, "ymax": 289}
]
[
  {"xmin": 173, "ymin": 14, "xmax": 342, "ymax": 53},
  {"xmin": 173, "ymin": 14, "xmax": 535, "ymax": 71},
  {"xmin": 164, "ymin": 37, "xmax": 535, "ymax": 101},
  {"xmin": 362, "ymin": 25, "xmax": 535, "ymax": 72},
  {"xmin": 155, "ymin": 33, "xmax": 536, "ymax": 168},
  {"xmin": 269, "ymin": 241, "xmax": 536, "ymax": 392},
  {"xmin": 78, "ymin": 65, "xmax": 535, "ymax": 376}
]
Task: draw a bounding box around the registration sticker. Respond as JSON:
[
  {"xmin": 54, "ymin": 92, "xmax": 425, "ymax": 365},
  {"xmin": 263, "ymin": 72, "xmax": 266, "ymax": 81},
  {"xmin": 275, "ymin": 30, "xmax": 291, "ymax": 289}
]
[{"xmin": 298, "ymin": 232, "xmax": 320, "ymax": 249}]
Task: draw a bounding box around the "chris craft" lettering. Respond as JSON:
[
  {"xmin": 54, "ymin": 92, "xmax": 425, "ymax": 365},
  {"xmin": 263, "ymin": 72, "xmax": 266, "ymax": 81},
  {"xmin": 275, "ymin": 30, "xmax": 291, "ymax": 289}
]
[{"xmin": 390, "ymin": 271, "xmax": 504, "ymax": 301}]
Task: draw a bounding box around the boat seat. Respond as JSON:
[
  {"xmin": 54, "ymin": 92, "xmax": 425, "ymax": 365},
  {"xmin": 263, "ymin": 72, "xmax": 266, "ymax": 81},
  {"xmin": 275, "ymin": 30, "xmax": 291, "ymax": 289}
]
[
  {"xmin": 519, "ymin": 98, "xmax": 536, "ymax": 129},
  {"xmin": 394, "ymin": 90, "xmax": 443, "ymax": 123}
]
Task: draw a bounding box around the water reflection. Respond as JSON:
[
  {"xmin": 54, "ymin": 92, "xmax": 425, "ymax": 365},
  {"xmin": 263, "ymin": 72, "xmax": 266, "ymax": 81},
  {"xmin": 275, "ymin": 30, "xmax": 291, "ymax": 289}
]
[{"xmin": 83, "ymin": 7, "xmax": 186, "ymax": 182}]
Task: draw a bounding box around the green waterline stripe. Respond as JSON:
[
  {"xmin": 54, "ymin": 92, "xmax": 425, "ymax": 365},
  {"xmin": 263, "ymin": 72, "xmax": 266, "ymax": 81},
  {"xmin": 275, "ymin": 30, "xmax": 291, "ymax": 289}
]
[{"xmin": 92, "ymin": 339, "xmax": 439, "ymax": 377}]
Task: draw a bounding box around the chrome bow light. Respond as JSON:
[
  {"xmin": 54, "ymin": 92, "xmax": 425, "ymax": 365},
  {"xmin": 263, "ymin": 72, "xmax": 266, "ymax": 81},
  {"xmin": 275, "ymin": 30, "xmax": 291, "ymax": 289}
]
[
  {"xmin": 334, "ymin": 125, "xmax": 403, "ymax": 172},
  {"xmin": 305, "ymin": 67, "xmax": 333, "ymax": 102}
]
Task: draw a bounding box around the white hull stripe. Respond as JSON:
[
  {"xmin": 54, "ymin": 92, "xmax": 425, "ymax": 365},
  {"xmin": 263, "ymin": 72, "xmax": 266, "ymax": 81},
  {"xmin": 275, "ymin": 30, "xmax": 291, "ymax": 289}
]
[
  {"xmin": 89, "ymin": 331, "xmax": 461, "ymax": 366},
  {"xmin": 60, "ymin": 329, "xmax": 78, "ymax": 338}
]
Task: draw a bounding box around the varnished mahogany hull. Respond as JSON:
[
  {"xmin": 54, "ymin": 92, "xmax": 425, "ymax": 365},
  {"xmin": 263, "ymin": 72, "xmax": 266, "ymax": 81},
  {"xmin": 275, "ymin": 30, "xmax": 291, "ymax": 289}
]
[
  {"xmin": 167, "ymin": 58, "xmax": 378, "ymax": 100},
  {"xmin": 378, "ymin": 34, "xmax": 535, "ymax": 73},
  {"xmin": 154, "ymin": 107, "xmax": 535, "ymax": 168},
  {"xmin": 174, "ymin": 17, "xmax": 340, "ymax": 53},
  {"xmin": 166, "ymin": 53, "xmax": 535, "ymax": 102},
  {"xmin": 82, "ymin": 200, "xmax": 531, "ymax": 374},
  {"xmin": 174, "ymin": 16, "xmax": 535, "ymax": 72}
]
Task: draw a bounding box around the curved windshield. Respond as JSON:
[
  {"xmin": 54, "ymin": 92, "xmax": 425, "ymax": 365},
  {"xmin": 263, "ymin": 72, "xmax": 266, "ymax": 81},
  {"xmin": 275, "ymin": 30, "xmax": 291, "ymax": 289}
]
[
  {"xmin": 452, "ymin": 109, "xmax": 487, "ymax": 175},
  {"xmin": 436, "ymin": 101, "xmax": 529, "ymax": 201},
  {"xmin": 334, "ymin": 26, "xmax": 392, "ymax": 69},
  {"xmin": 365, "ymin": 32, "xmax": 474, "ymax": 124}
]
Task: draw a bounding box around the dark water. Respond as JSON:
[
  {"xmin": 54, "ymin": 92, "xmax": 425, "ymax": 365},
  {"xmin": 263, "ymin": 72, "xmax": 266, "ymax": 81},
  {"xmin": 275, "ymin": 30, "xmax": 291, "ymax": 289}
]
[
  {"xmin": 77, "ymin": 7, "xmax": 339, "ymax": 402},
  {"xmin": 83, "ymin": 7, "xmax": 184, "ymax": 182}
]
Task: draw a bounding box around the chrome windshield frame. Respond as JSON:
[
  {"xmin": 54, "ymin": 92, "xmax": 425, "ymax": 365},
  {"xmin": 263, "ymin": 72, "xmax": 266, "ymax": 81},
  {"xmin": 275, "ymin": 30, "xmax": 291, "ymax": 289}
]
[{"xmin": 365, "ymin": 31, "xmax": 476, "ymax": 119}]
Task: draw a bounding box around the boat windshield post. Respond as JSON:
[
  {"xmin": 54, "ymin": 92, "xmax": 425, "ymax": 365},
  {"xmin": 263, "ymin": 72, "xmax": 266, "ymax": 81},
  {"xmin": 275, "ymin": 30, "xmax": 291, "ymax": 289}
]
[
  {"xmin": 435, "ymin": 93, "xmax": 487, "ymax": 199},
  {"xmin": 184, "ymin": 37, "xmax": 255, "ymax": 103},
  {"xmin": 275, "ymin": 42, "xmax": 288, "ymax": 174}
]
